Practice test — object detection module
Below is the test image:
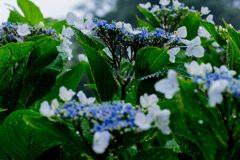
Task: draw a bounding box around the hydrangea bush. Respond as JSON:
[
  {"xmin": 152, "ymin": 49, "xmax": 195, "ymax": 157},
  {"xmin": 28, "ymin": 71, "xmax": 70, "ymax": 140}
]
[{"xmin": 1, "ymin": 0, "xmax": 240, "ymax": 159}]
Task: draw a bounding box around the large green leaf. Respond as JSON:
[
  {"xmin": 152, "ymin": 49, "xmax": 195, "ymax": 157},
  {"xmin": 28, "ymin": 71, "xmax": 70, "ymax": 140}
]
[
  {"xmin": 134, "ymin": 47, "xmax": 169, "ymax": 79},
  {"xmin": 174, "ymin": 79, "xmax": 225, "ymax": 160},
  {"xmin": 80, "ymin": 43, "xmax": 117, "ymax": 101},
  {"xmin": 39, "ymin": 62, "xmax": 87, "ymax": 103},
  {"xmin": 0, "ymin": 55, "xmax": 29, "ymax": 124},
  {"xmin": 224, "ymin": 21, "xmax": 240, "ymax": 72},
  {"xmin": 136, "ymin": 15, "xmax": 154, "ymax": 31},
  {"xmin": 27, "ymin": 37, "xmax": 61, "ymax": 73},
  {"xmin": 17, "ymin": 0, "xmax": 45, "ymax": 25},
  {"xmin": 132, "ymin": 147, "xmax": 178, "ymax": 160},
  {"xmin": 137, "ymin": 6, "xmax": 160, "ymax": 28},
  {"xmin": 0, "ymin": 110, "xmax": 58, "ymax": 160},
  {"xmin": 0, "ymin": 42, "xmax": 34, "ymax": 76},
  {"xmin": 177, "ymin": 12, "xmax": 201, "ymax": 40},
  {"xmin": 8, "ymin": 10, "xmax": 28, "ymax": 24},
  {"xmin": 23, "ymin": 113, "xmax": 94, "ymax": 159},
  {"xmin": 71, "ymin": 27, "xmax": 104, "ymax": 51},
  {"xmin": 19, "ymin": 69, "xmax": 59, "ymax": 108},
  {"xmin": 200, "ymin": 20, "xmax": 227, "ymax": 48}
]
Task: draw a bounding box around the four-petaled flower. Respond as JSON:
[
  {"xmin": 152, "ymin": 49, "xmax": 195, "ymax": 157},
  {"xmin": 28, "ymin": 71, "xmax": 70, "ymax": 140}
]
[
  {"xmin": 77, "ymin": 91, "xmax": 96, "ymax": 105},
  {"xmin": 139, "ymin": 2, "xmax": 151, "ymax": 9},
  {"xmin": 155, "ymin": 70, "xmax": 179, "ymax": 99},
  {"xmin": 173, "ymin": 0, "xmax": 181, "ymax": 9},
  {"xmin": 134, "ymin": 113, "xmax": 154, "ymax": 130},
  {"xmin": 93, "ymin": 131, "xmax": 112, "ymax": 154},
  {"xmin": 181, "ymin": 36, "xmax": 204, "ymax": 58},
  {"xmin": 17, "ymin": 24, "xmax": 31, "ymax": 36},
  {"xmin": 59, "ymin": 86, "xmax": 76, "ymax": 102},
  {"xmin": 208, "ymin": 79, "xmax": 229, "ymax": 107},
  {"xmin": 40, "ymin": 99, "xmax": 59, "ymax": 117},
  {"xmin": 159, "ymin": 0, "xmax": 170, "ymax": 6},
  {"xmin": 140, "ymin": 93, "xmax": 159, "ymax": 108},
  {"xmin": 201, "ymin": 6, "xmax": 211, "ymax": 15}
]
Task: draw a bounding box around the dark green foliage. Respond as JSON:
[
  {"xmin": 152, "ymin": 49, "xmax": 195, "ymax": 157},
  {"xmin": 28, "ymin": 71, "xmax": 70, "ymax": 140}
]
[
  {"xmin": 0, "ymin": 110, "xmax": 58, "ymax": 160},
  {"xmin": 132, "ymin": 147, "xmax": 178, "ymax": 160},
  {"xmin": 134, "ymin": 47, "xmax": 169, "ymax": 79}
]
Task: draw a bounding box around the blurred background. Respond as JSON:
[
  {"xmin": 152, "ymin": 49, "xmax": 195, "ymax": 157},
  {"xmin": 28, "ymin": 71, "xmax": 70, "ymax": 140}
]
[{"xmin": 1, "ymin": 0, "xmax": 240, "ymax": 96}]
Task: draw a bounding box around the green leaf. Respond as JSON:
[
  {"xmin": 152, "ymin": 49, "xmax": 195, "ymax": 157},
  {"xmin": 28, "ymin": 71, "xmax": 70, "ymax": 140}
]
[
  {"xmin": 200, "ymin": 20, "xmax": 227, "ymax": 48},
  {"xmin": 27, "ymin": 37, "xmax": 61, "ymax": 73},
  {"xmin": 23, "ymin": 113, "xmax": 94, "ymax": 159},
  {"xmin": 17, "ymin": 0, "xmax": 45, "ymax": 25},
  {"xmin": 44, "ymin": 18, "xmax": 58, "ymax": 27},
  {"xmin": 0, "ymin": 108, "xmax": 7, "ymax": 113},
  {"xmin": 80, "ymin": 43, "xmax": 117, "ymax": 101},
  {"xmin": 84, "ymin": 84, "xmax": 97, "ymax": 91},
  {"xmin": 71, "ymin": 26, "xmax": 104, "ymax": 51},
  {"xmin": 0, "ymin": 110, "xmax": 58, "ymax": 160},
  {"xmin": 136, "ymin": 15, "xmax": 154, "ymax": 31},
  {"xmin": 0, "ymin": 55, "xmax": 29, "ymax": 124},
  {"xmin": 40, "ymin": 62, "xmax": 87, "ymax": 103},
  {"xmin": 134, "ymin": 47, "xmax": 169, "ymax": 79},
  {"xmin": 0, "ymin": 42, "xmax": 34, "ymax": 76},
  {"xmin": 115, "ymin": 129, "xmax": 156, "ymax": 155},
  {"xmin": 177, "ymin": 12, "xmax": 201, "ymax": 40},
  {"xmin": 224, "ymin": 20, "xmax": 240, "ymax": 72},
  {"xmin": 19, "ymin": 69, "xmax": 59, "ymax": 108},
  {"xmin": 46, "ymin": 54, "xmax": 68, "ymax": 71},
  {"xmin": 132, "ymin": 147, "xmax": 178, "ymax": 160},
  {"xmin": 52, "ymin": 20, "xmax": 67, "ymax": 34},
  {"xmin": 174, "ymin": 79, "xmax": 224, "ymax": 160},
  {"xmin": 80, "ymin": 119, "xmax": 93, "ymax": 145},
  {"xmin": 137, "ymin": 6, "xmax": 160, "ymax": 28},
  {"xmin": 8, "ymin": 10, "xmax": 28, "ymax": 24},
  {"xmin": 26, "ymin": 35, "xmax": 48, "ymax": 42}
]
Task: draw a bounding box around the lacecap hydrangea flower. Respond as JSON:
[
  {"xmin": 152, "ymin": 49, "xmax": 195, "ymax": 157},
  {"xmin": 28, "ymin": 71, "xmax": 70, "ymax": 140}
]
[{"xmin": 39, "ymin": 86, "xmax": 171, "ymax": 154}]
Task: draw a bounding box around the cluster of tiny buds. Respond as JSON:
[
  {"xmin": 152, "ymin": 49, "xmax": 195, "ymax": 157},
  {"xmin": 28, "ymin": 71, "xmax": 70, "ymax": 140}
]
[{"xmin": 141, "ymin": 71, "xmax": 162, "ymax": 80}]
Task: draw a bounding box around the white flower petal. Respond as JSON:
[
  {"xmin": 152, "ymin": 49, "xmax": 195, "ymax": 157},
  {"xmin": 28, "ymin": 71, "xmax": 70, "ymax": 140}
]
[
  {"xmin": 59, "ymin": 86, "xmax": 75, "ymax": 101},
  {"xmin": 177, "ymin": 26, "xmax": 187, "ymax": 38},
  {"xmin": 40, "ymin": 101, "xmax": 55, "ymax": 117},
  {"xmin": 66, "ymin": 12, "xmax": 80, "ymax": 25},
  {"xmin": 17, "ymin": 24, "xmax": 31, "ymax": 36},
  {"xmin": 134, "ymin": 113, "xmax": 154, "ymax": 130},
  {"xmin": 62, "ymin": 26, "xmax": 74, "ymax": 39},
  {"xmin": 192, "ymin": 46, "xmax": 204, "ymax": 58},
  {"xmin": 93, "ymin": 131, "xmax": 111, "ymax": 154},
  {"xmin": 206, "ymin": 14, "xmax": 215, "ymax": 24},
  {"xmin": 159, "ymin": 0, "xmax": 170, "ymax": 6},
  {"xmin": 139, "ymin": 2, "xmax": 151, "ymax": 9},
  {"xmin": 140, "ymin": 93, "xmax": 158, "ymax": 108}
]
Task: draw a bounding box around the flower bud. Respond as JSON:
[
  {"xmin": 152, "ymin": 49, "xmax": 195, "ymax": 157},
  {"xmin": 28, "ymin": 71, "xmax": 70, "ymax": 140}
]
[{"xmin": 39, "ymin": 22, "xmax": 44, "ymax": 28}]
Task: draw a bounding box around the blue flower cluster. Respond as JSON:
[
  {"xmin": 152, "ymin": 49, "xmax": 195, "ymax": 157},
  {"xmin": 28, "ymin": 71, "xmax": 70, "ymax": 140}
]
[
  {"xmin": 191, "ymin": 66, "xmax": 240, "ymax": 99},
  {"xmin": 55, "ymin": 100, "xmax": 142, "ymax": 133},
  {"xmin": 0, "ymin": 22, "xmax": 58, "ymax": 47},
  {"xmin": 92, "ymin": 20, "xmax": 180, "ymax": 62}
]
